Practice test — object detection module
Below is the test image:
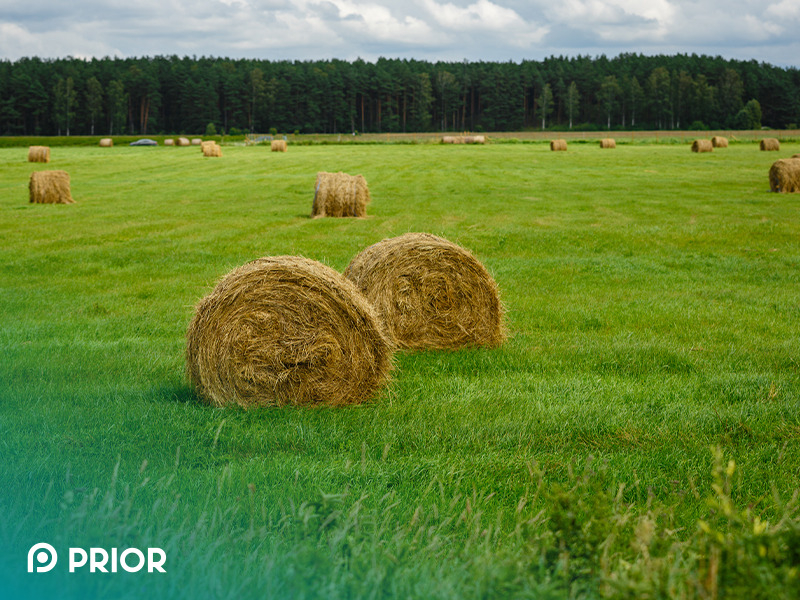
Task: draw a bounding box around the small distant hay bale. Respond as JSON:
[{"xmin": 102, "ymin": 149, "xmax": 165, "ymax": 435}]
[
  {"xmin": 600, "ymin": 138, "xmax": 616, "ymax": 149},
  {"xmin": 99, "ymin": 138, "xmax": 113, "ymax": 147},
  {"xmin": 792, "ymin": 153, "xmax": 800, "ymax": 159},
  {"xmin": 164, "ymin": 139, "xmax": 175, "ymax": 146},
  {"xmin": 463, "ymin": 135, "xmax": 485, "ymax": 144},
  {"xmin": 202, "ymin": 142, "xmax": 222, "ymax": 157},
  {"xmin": 442, "ymin": 136, "xmax": 459, "ymax": 144},
  {"xmin": 271, "ymin": 139, "xmax": 287, "ymax": 152},
  {"xmin": 185, "ymin": 255, "xmax": 393, "ymax": 408},
  {"xmin": 29, "ymin": 170, "xmax": 74, "ymax": 204},
  {"xmin": 442, "ymin": 135, "xmax": 485, "ymax": 144},
  {"xmin": 691, "ymin": 140, "xmax": 713, "ymax": 153},
  {"xmin": 711, "ymin": 136, "xmax": 728, "ymax": 148},
  {"xmin": 28, "ymin": 146, "xmax": 50, "ymax": 163},
  {"xmin": 768, "ymin": 158, "xmax": 800, "ymax": 193},
  {"xmin": 191, "ymin": 138, "xmax": 203, "ymax": 145},
  {"xmin": 311, "ymin": 172, "xmax": 370, "ymax": 218},
  {"xmin": 760, "ymin": 138, "xmax": 780, "ymax": 151},
  {"xmin": 177, "ymin": 137, "xmax": 191, "ymax": 146},
  {"xmin": 550, "ymin": 140, "xmax": 567, "ymax": 151},
  {"xmin": 344, "ymin": 232, "xmax": 506, "ymax": 351}
]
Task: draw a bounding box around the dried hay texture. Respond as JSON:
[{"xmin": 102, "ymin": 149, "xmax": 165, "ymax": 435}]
[
  {"xmin": 99, "ymin": 138, "xmax": 113, "ymax": 147},
  {"xmin": 191, "ymin": 138, "xmax": 203, "ymax": 145},
  {"xmin": 271, "ymin": 139, "xmax": 288, "ymax": 152},
  {"xmin": 28, "ymin": 146, "xmax": 50, "ymax": 163},
  {"xmin": 29, "ymin": 170, "xmax": 74, "ymax": 204},
  {"xmin": 711, "ymin": 136, "xmax": 728, "ymax": 148},
  {"xmin": 691, "ymin": 139, "xmax": 713, "ymax": 153},
  {"xmin": 600, "ymin": 138, "xmax": 616, "ymax": 149},
  {"xmin": 768, "ymin": 158, "xmax": 800, "ymax": 193},
  {"xmin": 344, "ymin": 232, "xmax": 506, "ymax": 351},
  {"xmin": 550, "ymin": 140, "xmax": 567, "ymax": 151},
  {"xmin": 202, "ymin": 142, "xmax": 222, "ymax": 157},
  {"xmin": 177, "ymin": 137, "xmax": 191, "ymax": 146},
  {"xmin": 760, "ymin": 138, "xmax": 780, "ymax": 151},
  {"xmin": 164, "ymin": 139, "xmax": 175, "ymax": 146},
  {"xmin": 185, "ymin": 255, "xmax": 393, "ymax": 408},
  {"xmin": 312, "ymin": 172, "xmax": 370, "ymax": 218},
  {"xmin": 442, "ymin": 136, "xmax": 485, "ymax": 144}
]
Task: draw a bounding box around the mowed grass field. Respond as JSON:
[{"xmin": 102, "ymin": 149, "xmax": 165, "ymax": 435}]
[{"xmin": 1, "ymin": 139, "xmax": 799, "ymax": 598}]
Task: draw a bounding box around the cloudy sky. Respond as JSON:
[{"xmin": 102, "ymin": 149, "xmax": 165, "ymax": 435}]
[{"xmin": 1, "ymin": 0, "xmax": 799, "ymax": 66}]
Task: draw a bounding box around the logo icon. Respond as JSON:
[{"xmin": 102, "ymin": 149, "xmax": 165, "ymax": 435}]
[{"xmin": 27, "ymin": 543, "xmax": 58, "ymax": 573}]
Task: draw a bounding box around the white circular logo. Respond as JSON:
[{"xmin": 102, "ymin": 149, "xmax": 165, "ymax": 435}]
[{"xmin": 27, "ymin": 543, "xmax": 58, "ymax": 573}]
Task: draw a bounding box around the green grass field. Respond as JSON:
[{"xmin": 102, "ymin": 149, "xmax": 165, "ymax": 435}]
[{"xmin": 1, "ymin": 140, "xmax": 799, "ymax": 598}]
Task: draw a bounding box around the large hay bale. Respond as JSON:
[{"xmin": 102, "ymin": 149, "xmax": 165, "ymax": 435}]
[
  {"xmin": 600, "ymin": 138, "xmax": 616, "ymax": 149},
  {"xmin": 760, "ymin": 138, "xmax": 780, "ymax": 151},
  {"xmin": 202, "ymin": 142, "xmax": 222, "ymax": 157},
  {"xmin": 711, "ymin": 136, "xmax": 728, "ymax": 148},
  {"xmin": 271, "ymin": 139, "xmax": 287, "ymax": 152},
  {"xmin": 164, "ymin": 138, "xmax": 175, "ymax": 146},
  {"xmin": 311, "ymin": 172, "xmax": 370, "ymax": 218},
  {"xmin": 28, "ymin": 146, "xmax": 50, "ymax": 163},
  {"xmin": 768, "ymin": 158, "xmax": 800, "ymax": 193},
  {"xmin": 344, "ymin": 232, "xmax": 506, "ymax": 350},
  {"xmin": 191, "ymin": 138, "xmax": 203, "ymax": 145},
  {"xmin": 550, "ymin": 140, "xmax": 567, "ymax": 151},
  {"xmin": 177, "ymin": 137, "xmax": 191, "ymax": 146},
  {"xmin": 185, "ymin": 256, "xmax": 393, "ymax": 408},
  {"xmin": 29, "ymin": 170, "xmax": 74, "ymax": 204},
  {"xmin": 691, "ymin": 139, "xmax": 713, "ymax": 153},
  {"xmin": 99, "ymin": 138, "xmax": 113, "ymax": 147}
]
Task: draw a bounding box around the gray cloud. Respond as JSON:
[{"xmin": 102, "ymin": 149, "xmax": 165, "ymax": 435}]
[{"xmin": 0, "ymin": 0, "xmax": 798, "ymax": 65}]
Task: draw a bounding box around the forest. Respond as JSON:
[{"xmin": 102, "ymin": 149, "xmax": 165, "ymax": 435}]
[{"xmin": 1, "ymin": 53, "xmax": 798, "ymax": 136}]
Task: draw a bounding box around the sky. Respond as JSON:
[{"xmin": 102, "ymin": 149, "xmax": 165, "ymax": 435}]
[{"xmin": 1, "ymin": 0, "xmax": 799, "ymax": 67}]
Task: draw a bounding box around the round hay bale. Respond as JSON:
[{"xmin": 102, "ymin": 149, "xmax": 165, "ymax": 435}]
[
  {"xmin": 164, "ymin": 138, "xmax": 175, "ymax": 146},
  {"xmin": 99, "ymin": 138, "xmax": 113, "ymax": 147},
  {"xmin": 711, "ymin": 136, "xmax": 728, "ymax": 148},
  {"xmin": 177, "ymin": 137, "xmax": 191, "ymax": 146},
  {"xmin": 271, "ymin": 139, "xmax": 287, "ymax": 152},
  {"xmin": 463, "ymin": 135, "xmax": 485, "ymax": 144},
  {"xmin": 600, "ymin": 138, "xmax": 616, "ymax": 149},
  {"xmin": 311, "ymin": 171, "xmax": 370, "ymax": 218},
  {"xmin": 185, "ymin": 256, "xmax": 393, "ymax": 408},
  {"xmin": 691, "ymin": 139, "xmax": 713, "ymax": 153},
  {"xmin": 27, "ymin": 146, "xmax": 50, "ymax": 163},
  {"xmin": 792, "ymin": 153, "xmax": 800, "ymax": 159},
  {"xmin": 202, "ymin": 142, "xmax": 222, "ymax": 157},
  {"xmin": 550, "ymin": 140, "xmax": 567, "ymax": 151},
  {"xmin": 442, "ymin": 136, "xmax": 459, "ymax": 144},
  {"xmin": 760, "ymin": 138, "xmax": 780, "ymax": 151},
  {"xmin": 768, "ymin": 158, "xmax": 800, "ymax": 193},
  {"xmin": 344, "ymin": 232, "xmax": 506, "ymax": 351},
  {"xmin": 29, "ymin": 170, "xmax": 74, "ymax": 204},
  {"xmin": 191, "ymin": 138, "xmax": 203, "ymax": 145}
]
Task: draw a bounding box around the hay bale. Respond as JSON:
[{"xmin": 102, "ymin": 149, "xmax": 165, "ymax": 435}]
[
  {"xmin": 99, "ymin": 138, "xmax": 113, "ymax": 147},
  {"xmin": 191, "ymin": 138, "xmax": 203, "ymax": 145},
  {"xmin": 711, "ymin": 136, "xmax": 728, "ymax": 148},
  {"xmin": 311, "ymin": 171, "xmax": 370, "ymax": 218},
  {"xmin": 177, "ymin": 137, "xmax": 191, "ymax": 146},
  {"xmin": 27, "ymin": 146, "xmax": 50, "ymax": 163},
  {"xmin": 792, "ymin": 153, "xmax": 800, "ymax": 159},
  {"xmin": 271, "ymin": 139, "xmax": 287, "ymax": 152},
  {"xmin": 768, "ymin": 158, "xmax": 800, "ymax": 193},
  {"xmin": 600, "ymin": 138, "xmax": 616, "ymax": 149},
  {"xmin": 463, "ymin": 135, "xmax": 485, "ymax": 144},
  {"xmin": 760, "ymin": 138, "xmax": 780, "ymax": 151},
  {"xmin": 164, "ymin": 138, "xmax": 175, "ymax": 146},
  {"xmin": 344, "ymin": 232, "xmax": 506, "ymax": 351},
  {"xmin": 550, "ymin": 140, "xmax": 567, "ymax": 151},
  {"xmin": 185, "ymin": 255, "xmax": 393, "ymax": 408},
  {"xmin": 691, "ymin": 139, "xmax": 713, "ymax": 153},
  {"xmin": 442, "ymin": 136, "xmax": 459, "ymax": 144},
  {"xmin": 29, "ymin": 170, "xmax": 74, "ymax": 204},
  {"xmin": 202, "ymin": 142, "xmax": 222, "ymax": 157}
]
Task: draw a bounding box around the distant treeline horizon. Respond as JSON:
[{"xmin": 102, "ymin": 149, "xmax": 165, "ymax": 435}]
[{"xmin": 1, "ymin": 53, "xmax": 798, "ymax": 137}]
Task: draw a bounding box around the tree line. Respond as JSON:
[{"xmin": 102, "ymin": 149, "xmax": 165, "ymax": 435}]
[{"xmin": 1, "ymin": 53, "xmax": 798, "ymax": 137}]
